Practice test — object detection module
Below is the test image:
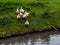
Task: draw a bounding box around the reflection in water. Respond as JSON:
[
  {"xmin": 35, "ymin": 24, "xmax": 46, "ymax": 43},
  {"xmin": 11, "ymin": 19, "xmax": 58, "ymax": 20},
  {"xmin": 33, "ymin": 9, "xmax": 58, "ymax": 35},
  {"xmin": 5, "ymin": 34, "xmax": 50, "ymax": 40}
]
[{"xmin": 0, "ymin": 30, "xmax": 60, "ymax": 45}]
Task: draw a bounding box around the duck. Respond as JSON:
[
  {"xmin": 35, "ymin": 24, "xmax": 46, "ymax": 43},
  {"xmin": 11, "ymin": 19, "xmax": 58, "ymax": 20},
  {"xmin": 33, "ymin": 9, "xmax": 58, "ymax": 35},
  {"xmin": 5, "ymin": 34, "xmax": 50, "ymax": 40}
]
[
  {"xmin": 16, "ymin": 7, "xmax": 20, "ymax": 15},
  {"xmin": 22, "ymin": 14, "xmax": 27, "ymax": 18},
  {"xmin": 16, "ymin": 14, "xmax": 21, "ymax": 19},
  {"xmin": 22, "ymin": 11, "xmax": 29, "ymax": 18},
  {"xmin": 20, "ymin": 7, "xmax": 25, "ymax": 13},
  {"xmin": 25, "ymin": 20, "xmax": 30, "ymax": 26},
  {"xmin": 24, "ymin": 11, "xmax": 29, "ymax": 17},
  {"xmin": 19, "ymin": 12, "xmax": 23, "ymax": 16}
]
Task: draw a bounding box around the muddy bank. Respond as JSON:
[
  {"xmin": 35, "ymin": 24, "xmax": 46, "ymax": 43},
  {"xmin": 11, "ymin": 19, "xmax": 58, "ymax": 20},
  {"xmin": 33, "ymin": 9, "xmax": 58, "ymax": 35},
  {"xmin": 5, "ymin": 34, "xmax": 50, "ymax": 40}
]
[{"xmin": 0, "ymin": 26, "xmax": 60, "ymax": 39}]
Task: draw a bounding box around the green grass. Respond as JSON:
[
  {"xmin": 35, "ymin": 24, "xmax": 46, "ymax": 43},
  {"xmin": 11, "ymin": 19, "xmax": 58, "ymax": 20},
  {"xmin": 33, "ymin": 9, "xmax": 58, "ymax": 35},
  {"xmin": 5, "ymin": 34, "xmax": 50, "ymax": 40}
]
[{"xmin": 0, "ymin": 0, "xmax": 60, "ymax": 37}]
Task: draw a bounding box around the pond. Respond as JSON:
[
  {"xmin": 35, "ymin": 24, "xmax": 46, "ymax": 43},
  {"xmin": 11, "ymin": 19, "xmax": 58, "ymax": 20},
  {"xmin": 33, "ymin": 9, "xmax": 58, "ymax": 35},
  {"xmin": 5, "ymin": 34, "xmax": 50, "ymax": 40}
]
[{"xmin": 0, "ymin": 30, "xmax": 60, "ymax": 45}]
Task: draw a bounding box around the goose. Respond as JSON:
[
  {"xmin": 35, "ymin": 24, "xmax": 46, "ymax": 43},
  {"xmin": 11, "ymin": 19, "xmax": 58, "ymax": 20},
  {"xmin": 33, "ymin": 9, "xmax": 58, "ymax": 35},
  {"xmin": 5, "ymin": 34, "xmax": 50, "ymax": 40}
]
[
  {"xmin": 16, "ymin": 7, "xmax": 19, "ymax": 15},
  {"xmin": 25, "ymin": 20, "xmax": 30, "ymax": 26},
  {"xmin": 20, "ymin": 7, "xmax": 25, "ymax": 13},
  {"xmin": 16, "ymin": 14, "xmax": 21, "ymax": 19}
]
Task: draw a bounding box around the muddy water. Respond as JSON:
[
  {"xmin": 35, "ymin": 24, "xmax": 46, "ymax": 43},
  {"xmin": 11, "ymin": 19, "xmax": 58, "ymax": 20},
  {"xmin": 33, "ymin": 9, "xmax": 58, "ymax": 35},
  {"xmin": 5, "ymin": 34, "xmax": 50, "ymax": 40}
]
[{"xmin": 0, "ymin": 30, "xmax": 60, "ymax": 45}]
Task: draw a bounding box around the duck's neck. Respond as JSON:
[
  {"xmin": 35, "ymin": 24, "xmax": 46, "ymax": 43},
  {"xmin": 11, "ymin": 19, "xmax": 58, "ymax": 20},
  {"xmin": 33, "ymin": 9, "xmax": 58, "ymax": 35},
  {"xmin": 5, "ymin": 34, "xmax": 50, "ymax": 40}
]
[{"xmin": 21, "ymin": 6, "xmax": 23, "ymax": 9}]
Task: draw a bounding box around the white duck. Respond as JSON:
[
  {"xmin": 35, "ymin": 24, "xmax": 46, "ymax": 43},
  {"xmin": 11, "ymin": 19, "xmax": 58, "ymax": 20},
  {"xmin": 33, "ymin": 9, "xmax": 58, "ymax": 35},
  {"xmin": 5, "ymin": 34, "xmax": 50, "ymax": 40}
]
[
  {"xmin": 19, "ymin": 12, "xmax": 23, "ymax": 16},
  {"xmin": 25, "ymin": 20, "xmax": 30, "ymax": 26},
  {"xmin": 24, "ymin": 11, "xmax": 29, "ymax": 17},
  {"xmin": 20, "ymin": 7, "xmax": 25, "ymax": 13},
  {"xmin": 22, "ymin": 11, "xmax": 29, "ymax": 18},
  {"xmin": 22, "ymin": 14, "xmax": 27, "ymax": 18},
  {"xmin": 16, "ymin": 7, "xmax": 19, "ymax": 14},
  {"xmin": 16, "ymin": 14, "xmax": 21, "ymax": 19}
]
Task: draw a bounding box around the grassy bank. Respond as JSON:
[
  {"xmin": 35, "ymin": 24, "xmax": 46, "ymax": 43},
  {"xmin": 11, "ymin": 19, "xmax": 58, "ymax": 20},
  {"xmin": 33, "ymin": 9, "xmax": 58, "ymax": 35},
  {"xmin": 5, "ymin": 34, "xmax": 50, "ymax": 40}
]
[{"xmin": 0, "ymin": 0, "xmax": 60, "ymax": 37}]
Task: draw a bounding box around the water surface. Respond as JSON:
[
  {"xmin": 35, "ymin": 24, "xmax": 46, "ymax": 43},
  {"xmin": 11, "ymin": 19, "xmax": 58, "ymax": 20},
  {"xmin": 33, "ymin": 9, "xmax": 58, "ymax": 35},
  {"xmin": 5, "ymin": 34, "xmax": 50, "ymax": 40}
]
[{"xmin": 0, "ymin": 30, "xmax": 60, "ymax": 45}]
